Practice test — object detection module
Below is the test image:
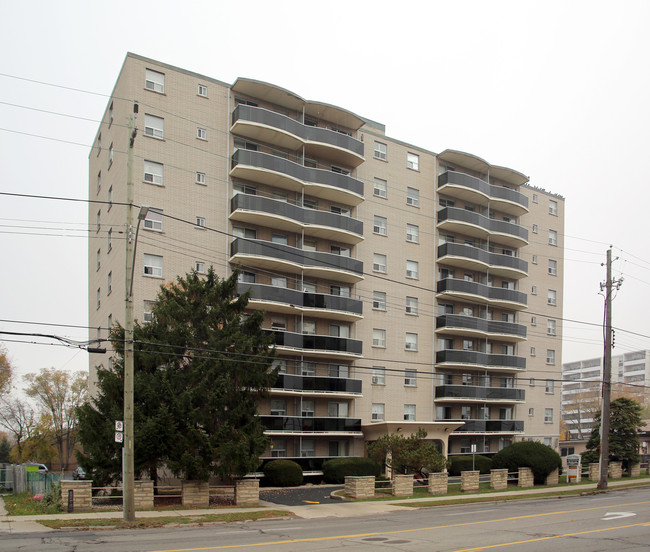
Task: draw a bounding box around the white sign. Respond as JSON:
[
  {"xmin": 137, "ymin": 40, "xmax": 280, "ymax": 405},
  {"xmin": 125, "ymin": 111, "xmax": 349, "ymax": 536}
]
[
  {"xmin": 115, "ymin": 420, "xmax": 124, "ymax": 431},
  {"xmin": 115, "ymin": 431, "xmax": 124, "ymax": 443}
]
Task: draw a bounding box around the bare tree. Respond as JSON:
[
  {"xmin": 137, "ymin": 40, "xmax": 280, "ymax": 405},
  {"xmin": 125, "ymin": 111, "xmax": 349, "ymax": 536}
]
[
  {"xmin": 24, "ymin": 368, "xmax": 88, "ymax": 470},
  {"xmin": 0, "ymin": 396, "xmax": 37, "ymax": 462},
  {"xmin": 0, "ymin": 345, "xmax": 13, "ymax": 396}
]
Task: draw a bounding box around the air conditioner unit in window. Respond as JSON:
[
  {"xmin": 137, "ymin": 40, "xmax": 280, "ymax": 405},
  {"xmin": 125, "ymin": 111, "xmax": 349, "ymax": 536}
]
[
  {"xmin": 407, "ymin": 197, "xmax": 417, "ymax": 206},
  {"xmin": 372, "ymin": 376, "xmax": 379, "ymax": 384},
  {"xmin": 406, "ymin": 270, "xmax": 417, "ymax": 278},
  {"xmin": 373, "ymin": 264, "xmax": 386, "ymax": 272}
]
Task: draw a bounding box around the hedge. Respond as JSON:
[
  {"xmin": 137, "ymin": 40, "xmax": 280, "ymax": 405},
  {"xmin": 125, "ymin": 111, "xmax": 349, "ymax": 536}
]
[
  {"xmin": 448, "ymin": 455, "xmax": 493, "ymax": 475},
  {"xmin": 491, "ymin": 441, "xmax": 562, "ymax": 484},
  {"xmin": 263, "ymin": 459, "xmax": 303, "ymax": 487},
  {"xmin": 322, "ymin": 457, "xmax": 381, "ymax": 483}
]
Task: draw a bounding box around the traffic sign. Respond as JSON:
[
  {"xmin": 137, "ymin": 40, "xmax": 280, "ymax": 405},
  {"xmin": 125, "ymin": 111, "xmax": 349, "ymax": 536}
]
[
  {"xmin": 115, "ymin": 420, "xmax": 124, "ymax": 431},
  {"xmin": 115, "ymin": 431, "xmax": 124, "ymax": 443}
]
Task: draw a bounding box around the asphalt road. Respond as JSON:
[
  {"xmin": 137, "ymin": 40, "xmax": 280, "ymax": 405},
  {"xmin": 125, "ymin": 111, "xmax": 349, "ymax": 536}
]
[
  {"xmin": 3, "ymin": 487, "xmax": 650, "ymax": 551},
  {"xmin": 260, "ymin": 484, "xmax": 343, "ymax": 505}
]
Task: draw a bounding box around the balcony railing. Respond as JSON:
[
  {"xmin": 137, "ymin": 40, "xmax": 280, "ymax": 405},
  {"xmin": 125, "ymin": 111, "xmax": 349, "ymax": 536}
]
[
  {"xmin": 265, "ymin": 330, "xmax": 363, "ymax": 356},
  {"xmin": 232, "ymin": 149, "xmax": 364, "ymax": 199},
  {"xmin": 436, "ymin": 349, "xmax": 526, "ymax": 370},
  {"xmin": 436, "ymin": 278, "xmax": 528, "ymax": 308},
  {"xmin": 438, "ymin": 171, "xmax": 528, "ymax": 212},
  {"xmin": 260, "ymin": 415, "xmax": 362, "ymax": 433},
  {"xmin": 435, "ymin": 385, "xmax": 525, "ymax": 401},
  {"xmin": 272, "ymin": 374, "xmax": 362, "ymax": 394},
  {"xmin": 238, "ymin": 283, "xmax": 362, "ymax": 316},
  {"xmin": 438, "ymin": 243, "xmax": 528, "ymax": 275},
  {"xmin": 446, "ymin": 419, "xmax": 525, "ymax": 433},
  {"xmin": 438, "ymin": 207, "xmax": 528, "ymax": 243},
  {"xmin": 231, "ymin": 193, "xmax": 363, "ymax": 239},
  {"xmin": 436, "ymin": 314, "xmax": 527, "ymax": 338}
]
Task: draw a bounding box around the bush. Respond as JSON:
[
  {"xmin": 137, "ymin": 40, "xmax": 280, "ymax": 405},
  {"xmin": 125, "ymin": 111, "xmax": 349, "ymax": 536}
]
[
  {"xmin": 491, "ymin": 441, "xmax": 562, "ymax": 484},
  {"xmin": 263, "ymin": 460, "xmax": 303, "ymax": 487},
  {"xmin": 322, "ymin": 457, "xmax": 381, "ymax": 484},
  {"xmin": 42, "ymin": 481, "xmax": 62, "ymax": 512},
  {"xmin": 448, "ymin": 455, "xmax": 493, "ymax": 476}
]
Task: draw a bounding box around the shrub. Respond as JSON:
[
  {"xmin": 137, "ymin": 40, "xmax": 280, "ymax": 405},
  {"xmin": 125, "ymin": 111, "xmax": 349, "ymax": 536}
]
[
  {"xmin": 322, "ymin": 457, "xmax": 381, "ymax": 484},
  {"xmin": 448, "ymin": 455, "xmax": 493, "ymax": 476},
  {"xmin": 491, "ymin": 441, "xmax": 562, "ymax": 484},
  {"xmin": 263, "ymin": 460, "xmax": 303, "ymax": 487},
  {"xmin": 42, "ymin": 482, "xmax": 62, "ymax": 512}
]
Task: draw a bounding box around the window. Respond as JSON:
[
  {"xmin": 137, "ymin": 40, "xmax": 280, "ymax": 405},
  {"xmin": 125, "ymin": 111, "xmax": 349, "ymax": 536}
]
[
  {"xmin": 531, "ymin": 316, "xmax": 537, "ymax": 326},
  {"xmin": 143, "ymin": 300, "xmax": 155, "ymax": 323},
  {"xmin": 374, "ymin": 141, "xmax": 387, "ymax": 161},
  {"xmin": 548, "ymin": 259, "xmax": 557, "ymax": 275},
  {"xmin": 549, "ymin": 229, "xmax": 558, "ymax": 246},
  {"xmin": 374, "ymin": 177, "xmax": 387, "ymax": 198},
  {"xmin": 404, "ymin": 404, "xmax": 416, "ymax": 421},
  {"xmin": 328, "ymin": 402, "xmax": 349, "ymax": 418},
  {"xmin": 331, "ymin": 165, "xmax": 350, "ymax": 176},
  {"xmin": 197, "ymin": 84, "xmax": 208, "ymax": 97},
  {"xmin": 330, "ymin": 284, "xmax": 350, "ymax": 297},
  {"xmin": 545, "ymin": 379, "xmax": 554, "ymax": 393},
  {"xmin": 143, "ymin": 209, "xmax": 163, "ymax": 232},
  {"xmin": 271, "ymin": 317, "xmax": 287, "ymax": 331},
  {"xmin": 145, "ymin": 69, "xmax": 165, "ymax": 93},
  {"xmin": 330, "ymin": 245, "xmax": 350, "ymax": 256},
  {"xmin": 532, "ymin": 254, "xmax": 538, "ymax": 264},
  {"xmin": 329, "ymin": 440, "xmax": 349, "ymax": 457},
  {"xmin": 238, "ymin": 271, "xmax": 256, "ymax": 283},
  {"xmin": 195, "ymin": 216, "xmax": 206, "ymax": 228},
  {"xmin": 549, "ymin": 200, "xmax": 558, "ymax": 215},
  {"xmin": 463, "ymin": 339, "xmax": 474, "ymax": 351},
  {"xmin": 330, "ymin": 205, "xmax": 350, "ymax": 217},
  {"xmin": 197, "ymin": 127, "xmax": 207, "ymax": 140},
  {"xmin": 373, "ymin": 329, "xmax": 386, "ymax": 348},
  {"xmin": 96, "ymin": 249, "xmax": 101, "ymax": 271},
  {"xmin": 405, "ymin": 333, "xmax": 418, "ymax": 351},
  {"xmin": 107, "ymin": 228, "xmax": 112, "ymax": 251},
  {"xmin": 272, "ymin": 233, "xmax": 288, "ymax": 245},
  {"xmin": 329, "ymin": 324, "xmax": 350, "ymax": 338},
  {"xmin": 371, "ymin": 403, "xmax": 385, "ymax": 421},
  {"xmin": 96, "ymin": 210, "xmax": 101, "ymax": 232},
  {"xmin": 406, "ymin": 187, "xmax": 419, "ymax": 207},
  {"xmin": 406, "ymin": 260, "xmax": 419, "ymax": 279},
  {"xmin": 373, "ymin": 291, "xmax": 386, "ymax": 311},
  {"xmin": 373, "ymin": 253, "xmax": 387, "ymax": 273},
  {"xmin": 530, "ymin": 378, "xmax": 535, "ymax": 387},
  {"xmin": 195, "ymin": 261, "xmax": 205, "ymax": 273},
  {"xmin": 143, "ymin": 254, "xmax": 163, "ymax": 277},
  {"xmin": 107, "ymin": 272, "xmax": 112, "ymax": 295},
  {"xmin": 233, "ymin": 226, "xmax": 257, "ymax": 239},
  {"xmin": 272, "ymin": 276, "xmax": 287, "ymax": 288},
  {"xmin": 329, "ymin": 364, "xmax": 349, "ymax": 378},
  {"xmin": 547, "ymin": 319, "xmax": 556, "ymax": 336},
  {"xmin": 528, "ymin": 408, "xmax": 534, "ymax": 416},
  {"xmin": 532, "ymin": 224, "xmax": 538, "ymax": 234},
  {"xmin": 270, "ymin": 400, "xmax": 286, "ymax": 416},
  {"xmin": 436, "ymin": 406, "xmax": 452, "ymax": 420},
  {"xmin": 532, "ymin": 193, "xmax": 538, "ymax": 203},
  {"xmin": 300, "ymin": 320, "xmax": 316, "ymax": 335},
  {"xmin": 544, "ymin": 408, "xmax": 554, "ymax": 423},
  {"xmin": 530, "ymin": 346, "xmax": 536, "ymax": 356},
  {"xmin": 196, "ymin": 172, "xmax": 206, "ymax": 185},
  {"xmin": 301, "ymin": 400, "xmax": 315, "ymax": 417},
  {"xmin": 531, "ymin": 285, "xmax": 537, "ymax": 295},
  {"xmin": 548, "ymin": 289, "xmax": 557, "ymax": 306},
  {"xmin": 97, "ymin": 171, "xmax": 101, "ymax": 193},
  {"xmin": 303, "ymin": 198, "xmax": 318, "ymax": 210},
  {"xmin": 144, "ymin": 114, "xmax": 164, "ymax": 139},
  {"xmin": 499, "ymin": 407, "xmax": 513, "ymax": 420},
  {"xmin": 546, "ymin": 349, "xmax": 556, "ymax": 365},
  {"xmin": 406, "ymin": 224, "xmax": 419, "ymax": 243},
  {"xmin": 108, "ymin": 186, "xmax": 113, "ymax": 208},
  {"xmin": 271, "ymin": 439, "xmax": 286, "ymax": 458},
  {"xmin": 144, "ymin": 160, "xmax": 163, "ymax": 185},
  {"xmin": 372, "ymin": 367, "xmax": 385, "ymax": 385},
  {"xmin": 406, "ymin": 152, "xmax": 419, "ymax": 171},
  {"xmin": 405, "ymin": 296, "xmax": 418, "ymax": 315},
  {"xmin": 404, "ymin": 368, "xmax": 417, "ymax": 385},
  {"xmin": 108, "ymin": 143, "xmax": 114, "ymax": 167},
  {"xmin": 302, "ymin": 281, "xmax": 316, "ymax": 293},
  {"xmin": 373, "ymin": 215, "xmax": 387, "ymax": 236},
  {"xmin": 96, "ymin": 288, "xmax": 101, "ymax": 309}
]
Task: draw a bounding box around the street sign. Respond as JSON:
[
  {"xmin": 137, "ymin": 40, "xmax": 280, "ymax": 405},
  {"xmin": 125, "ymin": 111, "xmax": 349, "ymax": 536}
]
[
  {"xmin": 115, "ymin": 431, "xmax": 124, "ymax": 443},
  {"xmin": 115, "ymin": 420, "xmax": 124, "ymax": 431}
]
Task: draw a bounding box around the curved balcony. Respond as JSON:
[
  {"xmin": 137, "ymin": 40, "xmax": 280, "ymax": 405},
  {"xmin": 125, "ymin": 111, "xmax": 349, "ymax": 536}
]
[
  {"xmin": 436, "ymin": 315, "xmax": 526, "ymax": 341},
  {"xmin": 231, "ymin": 193, "xmax": 363, "ymax": 245},
  {"xmin": 265, "ymin": 330, "xmax": 363, "ymax": 359},
  {"xmin": 448, "ymin": 419, "xmax": 524, "ymax": 434},
  {"xmin": 237, "ymin": 283, "xmax": 362, "ymax": 322},
  {"xmin": 260, "ymin": 416, "xmax": 362, "ymax": 434},
  {"xmin": 435, "ymin": 385, "xmax": 525, "ymax": 402},
  {"xmin": 231, "ymin": 238, "xmax": 364, "ymax": 283},
  {"xmin": 231, "ymin": 105, "xmax": 364, "ymax": 167},
  {"xmin": 436, "ymin": 350, "xmax": 526, "ymax": 372},
  {"xmin": 272, "ymin": 374, "xmax": 362, "ymax": 396},
  {"xmin": 437, "ymin": 207, "xmax": 528, "ymax": 248},
  {"xmin": 437, "ymin": 278, "xmax": 527, "ymax": 310},
  {"xmin": 231, "ymin": 149, "xmax": 364, "ymax": 205},
  {"xmin": 438, "ymin": 171, "xmax": 529, "ymax": 216},
  {"xmin": 438, "ymin": 243, "xmax": 528, "ymax": 279}
]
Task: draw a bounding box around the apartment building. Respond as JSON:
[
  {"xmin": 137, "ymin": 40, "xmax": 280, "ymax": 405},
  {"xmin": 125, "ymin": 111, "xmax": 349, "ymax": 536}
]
[{"xmin": 89, "ymin": 53, "xmax": 565, "ymax": 468}]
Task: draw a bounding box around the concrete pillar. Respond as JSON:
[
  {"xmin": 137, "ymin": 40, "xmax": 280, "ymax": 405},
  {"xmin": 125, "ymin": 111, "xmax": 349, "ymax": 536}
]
[
  {"xmin": 517, "ymin": 467, "xmax": 534, "ymax": 488},
  {"xmin": 133, "ymin": 480, "xmax": 154, "ymax": 510},
  {"xmin": 490, "ymin": 469, "xmax": 508, "ymax": 490},
  {"xmin": 60, "ymin": 480, "xmax": 92, "ymax": 512},
  {"xmin": 392, "ymin": 474, "xmax": 414, "ymax": 497},
  {"xmin": 344, "ymin": 476, "xmax": 375, "ymax": 499},
  {"xmin": 460, "ymin": 471, "xmax": 480, "ymax": 492},
  {"xmin": 428, "ymin": 472, "xmax": 448, "ymax": 495},
  {"xmin": 235, "ymin": 479, "xmax": 259, "ymax": 506},
  {"xmin": 182, "ymin": 480, "xmax": 210, "ymax": 508}
]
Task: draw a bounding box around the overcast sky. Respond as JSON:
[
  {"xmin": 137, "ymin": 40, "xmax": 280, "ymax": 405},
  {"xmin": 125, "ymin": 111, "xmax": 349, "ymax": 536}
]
[{"xmin": 1, "ymin": 0, "xmax": 649, "ymax": 385}]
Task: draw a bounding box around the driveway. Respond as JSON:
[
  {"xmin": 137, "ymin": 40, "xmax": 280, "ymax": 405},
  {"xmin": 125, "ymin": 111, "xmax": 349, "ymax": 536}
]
[{"xmin": 260, "ymin": 485, "xmax": 343, "ymax": 506}]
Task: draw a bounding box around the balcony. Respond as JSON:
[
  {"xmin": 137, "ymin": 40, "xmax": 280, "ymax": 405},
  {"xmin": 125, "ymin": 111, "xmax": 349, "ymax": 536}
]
[
  {"xmin": 230, "ymin": 238, "xmax": 364, "ymax": 283},
  {"xmin": 231, "ymin": 149, "xmax": 364, "ymax": 205},
  {"xmin": 447, "ymin": 419, "xmax": 525, "ymax": 434},
  {"xmin": 265, "ymin": 330, "xmax": 363, "ymax": 359},
  {"xmin": 260, "ymin": 415, "xmax": 362, "ymax": 434},
  {"xmin": 436, "ymin": 314, "xmax": 526, "ymax": 341},
  {"xmin": 435, "ymin": 385, "xmax": 525, "ymax": 402},
  {"xmin": 237, "ymin": 283, "xmax": 363, "ymax": 322},
  {"xmin": 272, "ymin": 374, "xmax": 362, "ymax": 396},
  {"xmin": 438, "ymin": 171, "xmax": 529, "ymax": 216},
  {"xmin": 231, "ymin": 193, "xmax": 363, "ymax": 245},
  {"xmin": 438, "ymin": 243, "xmax": 528, "ymax": 279},
  {"xmin": 231, "ymin": 105, "xmax": 364, "ymax": 167},
  {"xmin": 437, "ymin": 278, "xmax": 527, "ymax": 310},
  {"xmin": 437, "ymin": 207, "xmax": 528, "ymax": 248},
  {"xmin": 436, "ymin": 350, "xmax": 526, "ymax": 372}
]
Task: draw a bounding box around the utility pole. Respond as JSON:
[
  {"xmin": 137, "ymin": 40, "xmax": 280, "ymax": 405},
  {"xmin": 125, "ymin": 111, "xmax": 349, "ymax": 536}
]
[
  {"xmin": 123, "ymin": 103, "xmax": 138, "ymax": 521},
  {"xmin": 598, "ymin": 246, "xmax": 622, "ymax": 489}
]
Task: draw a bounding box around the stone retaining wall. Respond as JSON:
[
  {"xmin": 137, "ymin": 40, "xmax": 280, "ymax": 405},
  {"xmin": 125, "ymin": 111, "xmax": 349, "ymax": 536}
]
[
  {"xmin": 344, "ymin": 476, "xmax": 375, "ymax": 499},
  {"xmin": 60, "ymin": 480, "xmax": 92, "ymax": 512},
  {"xmin": 182, "ymin": 480, "xmax": 209, "ymax": 508},
  {"xmin": 235, "ymin": 479, "xmax": 259, "ymax": 506},
  {"xmin": 134, "ymin": 480, "xmax": 154, "ymax": 510}
]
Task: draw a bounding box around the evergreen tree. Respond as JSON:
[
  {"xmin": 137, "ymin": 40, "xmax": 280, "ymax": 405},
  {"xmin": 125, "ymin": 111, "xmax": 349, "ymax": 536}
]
[{"xmin": 0, "ymin": 436, "xmax": 11, "ymax": 463}]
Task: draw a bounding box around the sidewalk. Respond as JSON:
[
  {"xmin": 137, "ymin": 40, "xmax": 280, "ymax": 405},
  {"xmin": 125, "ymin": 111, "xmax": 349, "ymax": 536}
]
[{"xmin": 2, "ymin": 478, "xmax": 649, "ymax": 533}]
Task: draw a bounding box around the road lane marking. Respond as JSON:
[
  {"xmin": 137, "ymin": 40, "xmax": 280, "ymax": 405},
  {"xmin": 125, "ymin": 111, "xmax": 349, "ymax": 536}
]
[
  {"xmin": 446, "ymin": 510, "xmax": 496, "ymax": 516},
  {"xmin": 602, "ymin": 511, "xmax": 636, "ymax": 520},
  {"xmin": 145, "ymin": 499, "xmax": 650, "ymax": 552}
]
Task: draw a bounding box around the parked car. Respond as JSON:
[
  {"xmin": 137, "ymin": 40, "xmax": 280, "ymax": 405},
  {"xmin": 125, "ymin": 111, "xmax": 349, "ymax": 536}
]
[
  {"xmin": 22, "ymin": 463, "xmax": 49, "ymax": 474},
  {"xmin": 72, "ymin": 467, "xmax": 86, "ymax": 480}
]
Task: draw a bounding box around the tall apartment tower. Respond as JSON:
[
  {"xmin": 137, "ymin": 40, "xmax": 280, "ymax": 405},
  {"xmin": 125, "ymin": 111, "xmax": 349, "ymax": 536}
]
[{"xmin": 89, "ymin": 53, "xmax": 565, "ymax": 468}]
